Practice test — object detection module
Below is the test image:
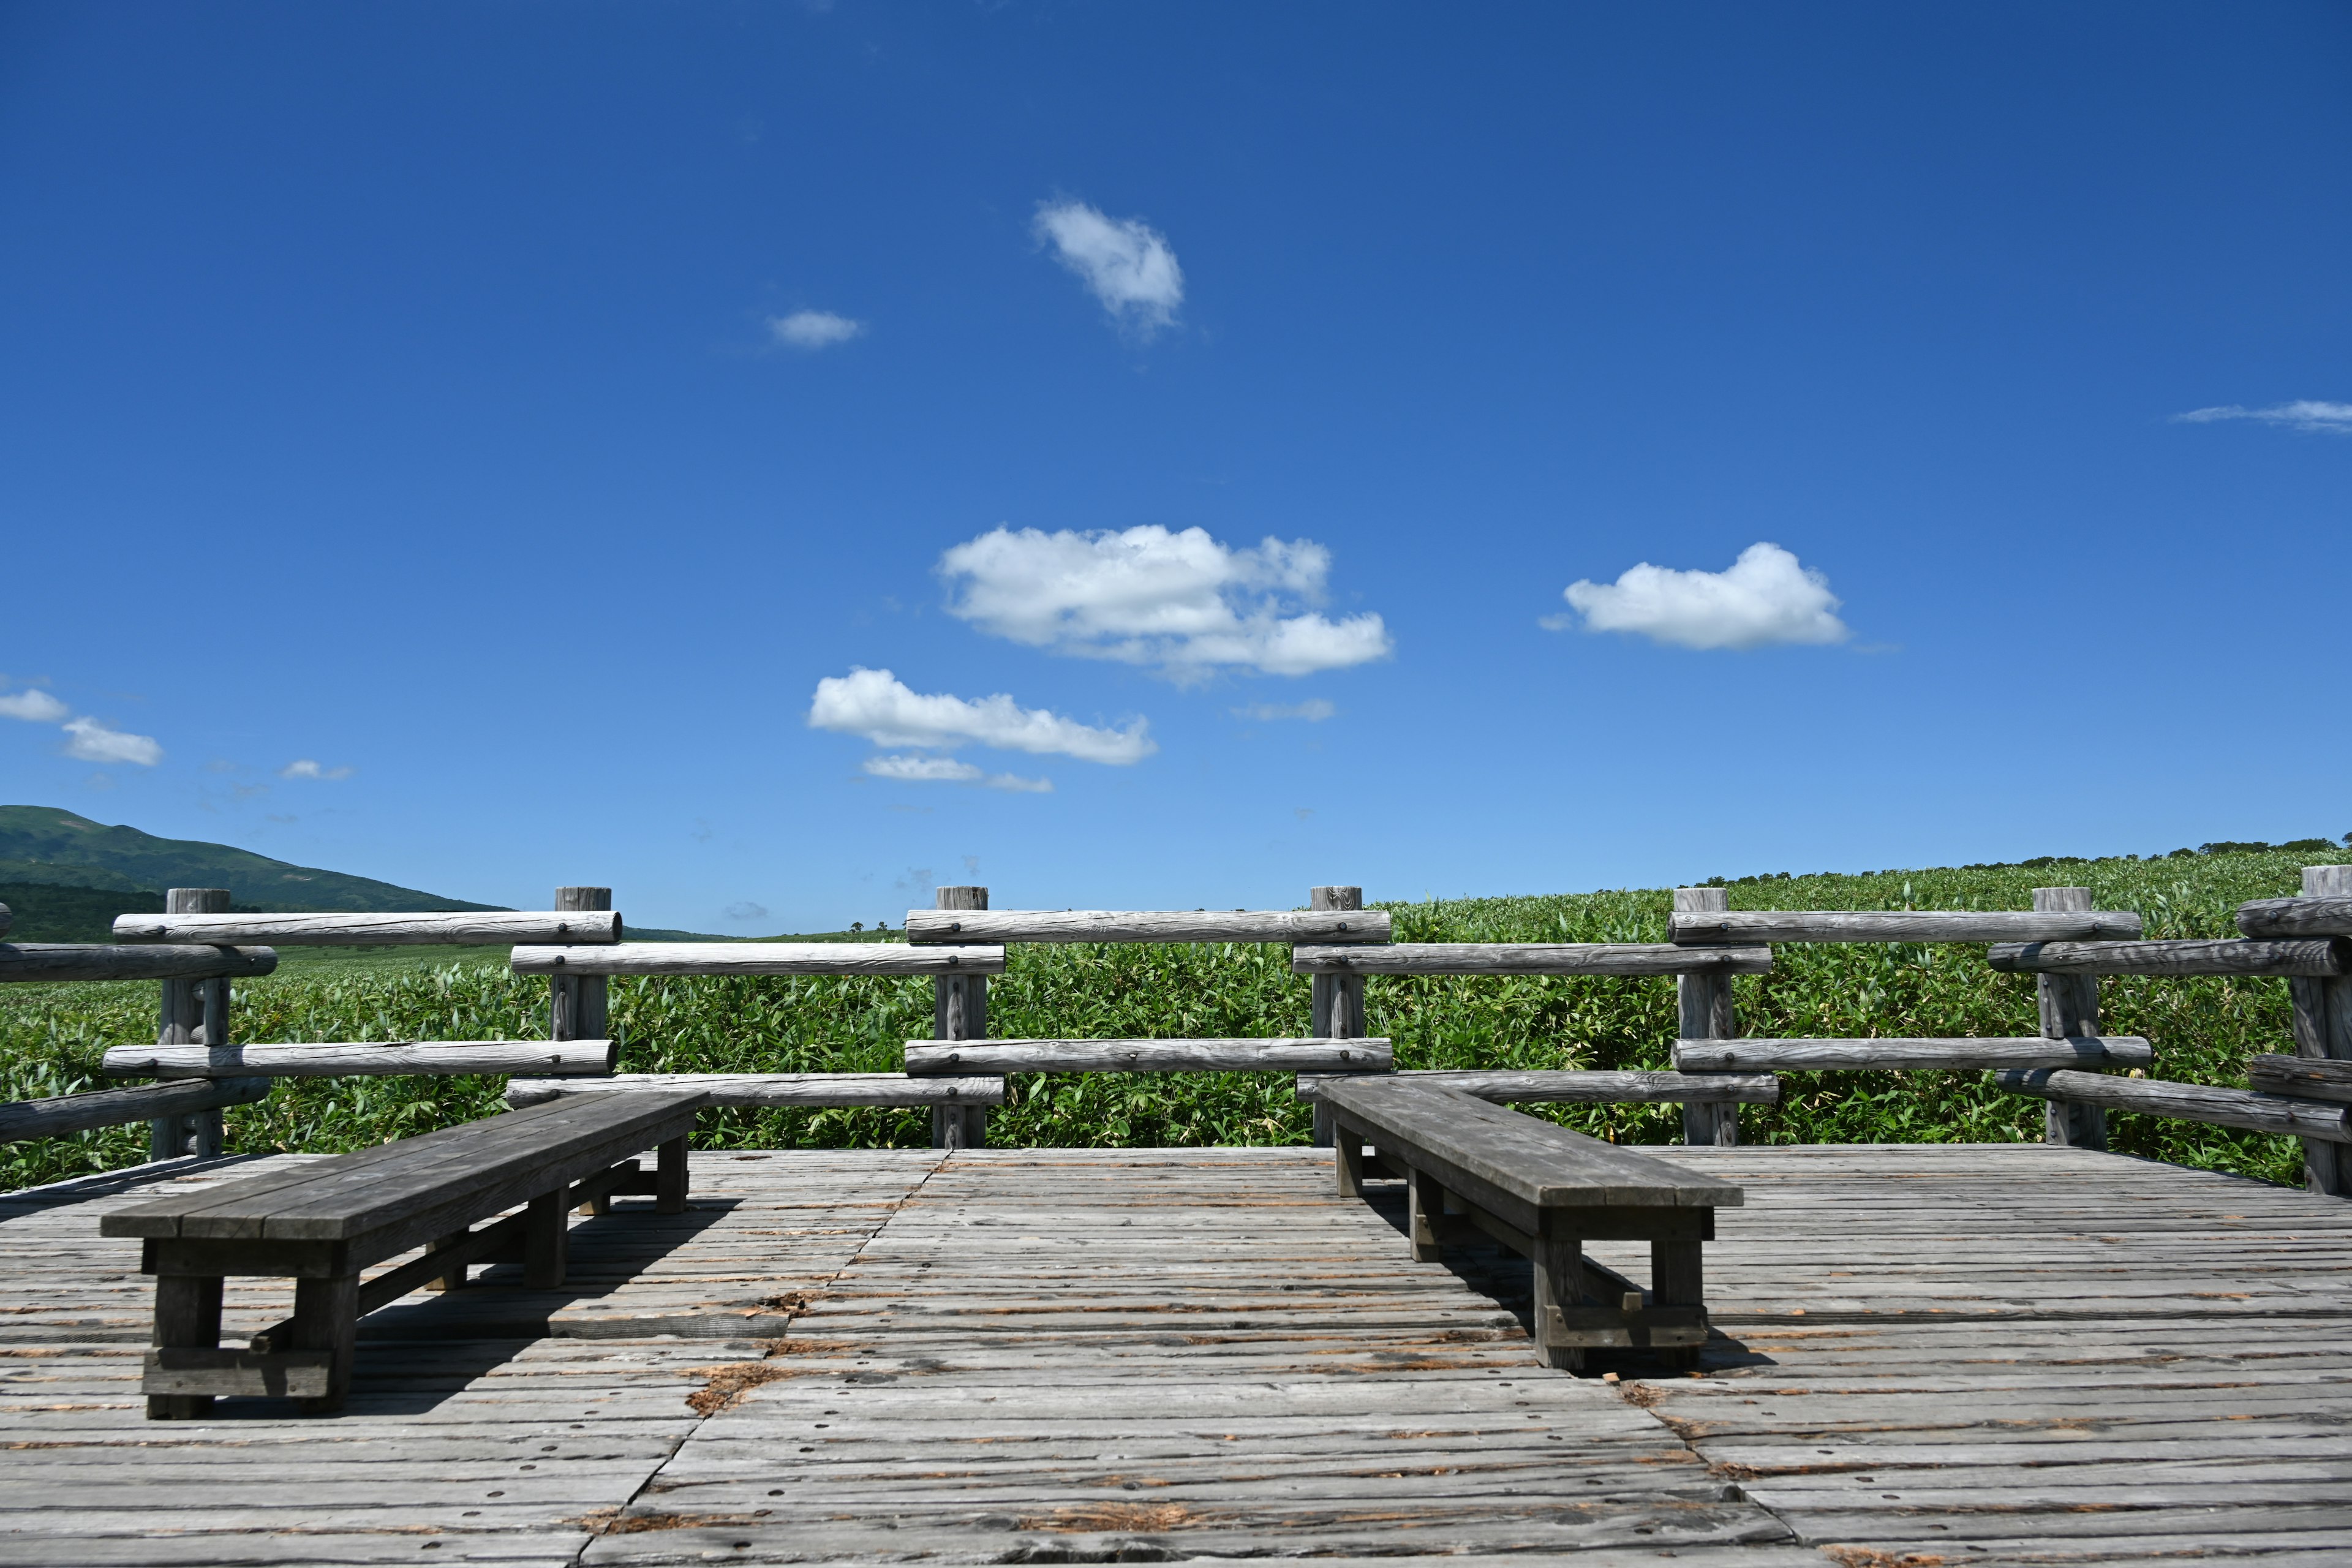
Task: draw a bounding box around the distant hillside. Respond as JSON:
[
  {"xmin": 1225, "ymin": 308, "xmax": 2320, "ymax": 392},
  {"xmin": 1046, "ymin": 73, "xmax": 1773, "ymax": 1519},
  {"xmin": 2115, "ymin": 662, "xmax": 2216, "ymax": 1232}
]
[{"xmin": 0, "ymin": 806, "xmax": 500, "ymax": 913}]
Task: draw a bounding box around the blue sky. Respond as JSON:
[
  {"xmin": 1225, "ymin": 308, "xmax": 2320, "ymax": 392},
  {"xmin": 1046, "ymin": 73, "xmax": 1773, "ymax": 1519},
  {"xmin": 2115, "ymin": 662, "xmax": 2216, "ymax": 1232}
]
[{"xmin": 2, "ymin": 2, "xmax": 2348, "ymax": 930}]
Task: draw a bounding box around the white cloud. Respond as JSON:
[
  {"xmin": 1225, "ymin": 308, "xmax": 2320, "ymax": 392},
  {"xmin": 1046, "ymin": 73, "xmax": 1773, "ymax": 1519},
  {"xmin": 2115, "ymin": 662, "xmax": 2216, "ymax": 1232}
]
[
  {"xmin": 1553, "ymin": 542, "xmax": 1850, "ymax": 651},
  {"xmin": 1232, "ymin": 699, "xmax": 1336, "ymax": 722},
  {"xmin": 768, "ymin": 310, "xmax": 865, "ymax": 350},
  {"xmin": 938, "ymin": 525, "xmax": 1392, "ymax": 680},
  {"xmin": 1033, "ymin": 200, "xmax": 1183, "ymax": 335},
  {"xmin": 724, "ymin": 900, "xmax": 769, "ymax": 922},
  {"xmin": 2174, "ymin": 400, "xmax": 2352, "ymax": 435},
  {"xmin": 280, "ymin": 760, "xmax": 355, "ymax": 780},
  {"xmin": 810, "ymin": 668, "xmax": 1153, "ymax": 764},
  {"xmin": 62, "ymin": 717, "xmax": 162, "ymax": 766},
  {"xmin": 863, "ymin": 753, "xmax": 1052, "ymax": 793},
  {"xmin": 0, "ymin": 687, "xmax": 68, "ymax": 723}
]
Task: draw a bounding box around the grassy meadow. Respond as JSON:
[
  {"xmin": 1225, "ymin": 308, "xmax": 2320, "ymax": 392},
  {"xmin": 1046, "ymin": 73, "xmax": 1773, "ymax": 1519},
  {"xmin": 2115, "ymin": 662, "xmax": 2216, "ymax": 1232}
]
[{"xmin": 0, "ymin": 846, "xmax": 2331, "ymax": 1193}]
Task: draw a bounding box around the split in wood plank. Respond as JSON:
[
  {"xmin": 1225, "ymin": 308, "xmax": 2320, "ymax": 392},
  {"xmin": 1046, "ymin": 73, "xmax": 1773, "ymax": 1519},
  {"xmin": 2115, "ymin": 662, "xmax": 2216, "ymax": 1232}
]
[
  {"xmin": 506, "ymin": 1072, "xmax": 1006, "ymax": 1107},
  {"xmin": 903, "ymin": 908, "xmax": 1392, "ymax": 946},
  {"xmin": 510, "ymin": 942, "xmax": 1005, "ymax": 976},
  {"xmin": 113, "ymin": 910, "xmax": 623, "ymax": 946},
  {"xmin": 1295, "ymin": 1068, "xmax": 1780, "ymax": 1104},
  {"xmin": 104, "ymin": 1039, "xmax": 619, "ymax": 1079},
  {"xmin": 1292, "ymin": 941, "xmax": 1772, "ymax": 976},
  {"xmin": 1988, "ymin": 937, "xmax": 2348, "ymax": 976},
  {"xmin": 1673, "ymin": 1036, "xmax": 2154, "ymax": 1071},
  {"xmin": 905, "ymin": 1038, "xmax": 1393, "ymax": 1076},
  {"xmin": 1668, "ymin": 908, "xmax": 2143, "ymax": 945}
]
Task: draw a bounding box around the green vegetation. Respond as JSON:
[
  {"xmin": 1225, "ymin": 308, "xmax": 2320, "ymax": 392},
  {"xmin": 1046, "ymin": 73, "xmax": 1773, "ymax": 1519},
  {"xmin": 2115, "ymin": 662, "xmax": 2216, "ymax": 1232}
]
[{"xmin": 0, "ymin": 846, "xmax": 2332, "ymax": 1194}]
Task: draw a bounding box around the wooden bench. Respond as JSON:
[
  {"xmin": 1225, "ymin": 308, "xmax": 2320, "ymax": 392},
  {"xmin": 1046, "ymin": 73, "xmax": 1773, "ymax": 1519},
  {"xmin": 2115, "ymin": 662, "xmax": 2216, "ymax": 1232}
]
[
  {"xmin": 1317, "ymin": 1077, "xmax": 1741, "ymax": 1371},
  {"xmin": 102, "ymin": 1088, "xmax": 709, "ymax": 1418}
]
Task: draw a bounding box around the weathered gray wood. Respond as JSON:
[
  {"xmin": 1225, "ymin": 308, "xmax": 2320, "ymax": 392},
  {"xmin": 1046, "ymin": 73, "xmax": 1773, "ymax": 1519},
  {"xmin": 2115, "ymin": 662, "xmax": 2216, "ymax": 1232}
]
[
  {"xmin": 143, "ymin": 1348, "xmax": 332, "ymax": 1399},
  {"xmin": 103, "ymin": 1039, "xmax": 619, "ymax": 1079},
  {"xmin": 1674, "ymin": 889, "xmax": 1741, "ymax": 1147},
  {"xmin": 0, "ymin": 942, "xmax": 278, "ymax": 984},
  {"xmin": 931, "ymin": 886, "xmax": 990, "ymax": 1150},
  {"xmin": 145, "ymin": 1269, "xmax": 223, "ymax": 1419},
  {"xmin": 1295, "ymin": 1068, "xmax": 1780, "ymax": 1104},
  {"xmin": 2286, "ymin": 867, "xmax": 2352, "ymax": 1196},
  {"xmin": 0, "ymin": 1075, "xmax": 272, "ymax": 1144},
  {"xmin": 1306, "ymin": 886, "xmax": 1366, "ymax": 1150},
  {"xmin": 1672, "ymin": 1035, "xmax": 2154, "ymax": 1071},
  {"xmin": 113, "ymin": 908, "xmax": 624, "ymax": 946},
  {"xmin": 1989, "ymin": 937, "xmax": 2347, "ymax": 976},
  {"xmin": 2240, "ymin": 884, "xmax": 2352, "ymax": 938},
  {"xmin": 905, "ymin": 1038, "xmax": 1393, "ymax": 1076},
  {"xmin": 1996, "ymin": 1068, "xmax": 2352, "ymax": 1142},
  {"xmin": 1670, "ymin": 907, "xmax": 2144, "ymax": 944},
  {"xmin": 1293, "ymin": 940, "xmax": 1774, "ymax": 975},
  {"xmin": 506, "ymin": 1071, "xmax": 1005, "ymax": 1108},
  {"xmin": 150, "ymin": 889, "xmax": 234, "ymax": 1161},
  {"xmin": 903, "ymin": 907, "xmax": 1393, "ymax": 946},
  {"xmin": 2250, "ymin": 1054, "xmax": 2352, "ymax": 1104},
  {"xmin": 548, "ymin": 886, "xmax": 613, "ymax": 1049},
  {"xmin": 2034, "ymin": 888, "xmax": 2109, "ymax": 1150},
  {"xmin": 511, "ymin": 941, "xmax": 1006, "ymax": 976}
]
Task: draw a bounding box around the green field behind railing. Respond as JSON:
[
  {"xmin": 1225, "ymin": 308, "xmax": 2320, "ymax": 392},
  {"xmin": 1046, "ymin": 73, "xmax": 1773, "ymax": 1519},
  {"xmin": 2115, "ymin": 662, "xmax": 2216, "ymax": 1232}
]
[{"xmin": 1, "ymin": 847, "xmax": 2331, "ymax": 1192}]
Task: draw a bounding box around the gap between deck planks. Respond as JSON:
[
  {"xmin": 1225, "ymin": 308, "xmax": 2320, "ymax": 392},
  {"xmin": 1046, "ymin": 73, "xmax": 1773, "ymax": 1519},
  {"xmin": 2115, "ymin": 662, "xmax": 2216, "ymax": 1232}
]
[{"xmin": 6, "ymin": 1144, "xmax": 2352, "ymax": 1564}]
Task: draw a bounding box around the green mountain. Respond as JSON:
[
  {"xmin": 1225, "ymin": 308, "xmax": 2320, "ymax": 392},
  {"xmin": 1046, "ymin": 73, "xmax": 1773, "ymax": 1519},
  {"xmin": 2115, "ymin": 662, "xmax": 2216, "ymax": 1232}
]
[{"xmin": 0, "ymin": 806, "xmax": 500, "ymax": 913}]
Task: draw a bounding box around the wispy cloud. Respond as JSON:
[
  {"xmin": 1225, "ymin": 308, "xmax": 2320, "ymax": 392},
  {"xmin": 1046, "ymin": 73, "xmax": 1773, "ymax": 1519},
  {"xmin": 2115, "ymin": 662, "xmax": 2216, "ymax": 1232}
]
[
  {"xmin": 2174, "ymin": 400, "xmax": 2352, "ymax": 435},
  {"xmin": 1033, "ymin": 200, "xmax": 1183, "ymax": 336},
  {"xmin": 768, "ymin": 309, "xmax": 865, "ymax": 350},
  {"xmin": 862, "ymin": 753, "xmax": 1053, "ymax": 793},
  {"xmin": 62, "ymin": 717, "xmax": 163, "ymax": 766},
  {"xmin": 810, "ymin": 668, "xmax": 1153, "ymax": 765},
  {"xmin": 1549, "ymin": 542, "xmax": 1850, "ymax": 651},
  {"xmin": 724, "ymin": 900, "xmax": 769, "ymax": 922},
  {"xmin": 0, "ymin": 687, "xmax": 68, "ymax": 723},
  {"xmin": 1232, "ymin": 699, "xmax": 1336, "ymax": 722},
  {"xmin": 939, "ymin": 525, "xmax": 1391, "ymax": 681},
  {"xmin": 279, "ymin": 759, "xmax": 355, "ymax": 780}
]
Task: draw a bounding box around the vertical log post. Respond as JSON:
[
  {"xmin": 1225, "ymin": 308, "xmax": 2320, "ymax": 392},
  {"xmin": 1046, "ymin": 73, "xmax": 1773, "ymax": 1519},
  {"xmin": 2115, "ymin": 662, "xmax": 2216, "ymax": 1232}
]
[
  {"xmin": 1673, "ymin": 888, "xmax": 1740, "ymax": 1147},
  {"xmin": 2034, "ymin": 886, "xmax": 2108, "ymax": 1150},
  {"xmin": 552, "ymin": 887, "xmax": 614, "ymax": 1214},
  {"xmin": 2290, "ymin": 865, "xmax": 2352, "ymax": 1196},
  {"xmin": 931, "ymin": 886, "xmax": 989, "ymax": 1149},
  {"xmin": 152, "ymin": 888, "xmax": 232, "ymax": 1161},
  {"xmin": 1309, "ymin": 886, "xmax": 1365, "ymax": 1148}
]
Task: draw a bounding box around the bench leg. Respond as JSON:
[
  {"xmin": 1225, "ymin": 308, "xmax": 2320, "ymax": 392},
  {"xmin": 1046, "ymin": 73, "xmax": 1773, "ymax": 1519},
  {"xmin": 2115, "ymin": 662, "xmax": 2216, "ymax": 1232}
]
[
  {"xmin": 292, "ymin": 1273, "xmax": 359, "ymax": 1415},
  {"xmin": 147, "ymin": 1273, "xmax": 224, "ymax": 1420},
  {"xmin": 525, "ymin": 1189, "xmax": 568, "ymax": 1289},
  {"xmin": 1534, "ymin": 1231, "xmax": 1588, "ymax": 1373},
  {"xmin": 1406, "ymin": 1167, "xmax": 1447, "ymax": 1262},
  {"xmin": 1335, "ymin": 1128, "xmax": 1365, "ymax": 1197},
  {"xmin": 657, "ymin": 1134, "xmax": 690, "ymax": 1215},
  {"xmin": 1311, "ymin": 1102, "xmax": 1335, "ymax": 1148},
  {"xmin": 1652, "ymin": 1238, "xmax": 1706, "ymax": 1369},
  {"xmin": 425, "ymin": 1232, "xmax": 470, "ymax": 1292}
]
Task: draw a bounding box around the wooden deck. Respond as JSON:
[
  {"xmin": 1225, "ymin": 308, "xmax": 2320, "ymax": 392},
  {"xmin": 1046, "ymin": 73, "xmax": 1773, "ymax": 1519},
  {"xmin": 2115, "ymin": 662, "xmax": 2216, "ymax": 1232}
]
[{"xmin": 4, "ymin": 1142, "xmax": 2350, "ymax": 1565}]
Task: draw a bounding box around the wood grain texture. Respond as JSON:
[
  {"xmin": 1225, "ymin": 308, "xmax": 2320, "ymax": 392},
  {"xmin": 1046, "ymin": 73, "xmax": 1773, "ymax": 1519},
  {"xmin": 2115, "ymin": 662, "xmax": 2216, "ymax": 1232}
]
[
  {"xmin": 2032, "ymin": 888, "xmax": 2108, "ymax": 1151},
  {"xmin": 1673, "ymin": 890, "xmax": 1741, "ymax": 1148},
  {"xmin": 510, "ymin": 941, "xmax": 1006, "ymax": 976},
  {"xmin": 506, "ymin": 1072, "xmax": 1008, "ymax": 1107},
  {"xmin": 114, "ymin": 910, "xmax": 623, "ymax": 946},
  {"xmin": 0, "ymin": 943, "xmax": 279, "ymax": 984},
  {"xmin": 2248, "ymin": 1054, "xmax": 2352, "ymax": 1104},
  {"xmin": 1669, "ymin": 908, "xmax": 2144, "ymax": 944},
  {"xmin": 1989, "ymin": 937, "xmax": 2348, "ymax": 976},
  {"xmin": 1295, "ymin": 1069, "xmax": 1781, "ymax": 1104},
  {"xmin": 1673, "ymin": 1036, "xmax": 2154, "ymax": 1071},
  {"xmin": 102, "ymin": 1040, "xmax": 619, "ymax": 1079},
  {"xmin": 1293, "ymin": 941, "xmax": 1773, "ymax": 976},
  {"xmin": 1306, "ymin": 886, "xmax": 1366, "ymax": 1047},
  {"xmin": 1996, "ymin": 1068, "xmax": 2352, "ymax": 1142},
  {"xmin": 0, "ymin": 1076, "xmax": 273, "ymax": 1142},
  {"xmin": 904, "ymin": 1038, "xmax": 1393, "ymax": 1076},
  {"xmin": 903, "ymin": 908, "xmax": 1393, "ymax": 946},
  {"xmin": 2239, "ymin": 891, "xmax": 2352, "ymax": 938}
]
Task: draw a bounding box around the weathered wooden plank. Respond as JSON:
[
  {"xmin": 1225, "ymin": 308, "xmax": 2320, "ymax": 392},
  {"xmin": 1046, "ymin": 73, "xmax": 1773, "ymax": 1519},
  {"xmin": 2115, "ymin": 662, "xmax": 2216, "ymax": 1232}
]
[
  {"xmin": 1295, "ymin": 1069, "xmax": 1779, "ymax": 1104},
  {"xmin": 904, "ymin": 1038, "xmax": 1393, "ymax": 1075},
  {"xmin": 507, "ymin": 1072, "xmax": 1006, "ymax": 1107},
  {"xmin": 0, "ymin": 943, "xmax": 279, "ymax": 984},
  {"xmin": 141, "ymin": 1348, "xmax": 332, "ymax": 1398},
  {"xmin": 2241, "ymin": 892, "xmax": 2352, "ymax": 939},
  {"xmin": 510, "ymin": 942, "xmax": 1005, "ymax": 976},
  {"xmin": 1673, "ymin": 1036, "xmax": 2153, "ymax": 1071},
  {"xmin": 0, "ymin": 1076, "xmax": 273, "ymax": 1144},
  {"xmin": 1989, "ymin": 937, "xmax": 2347, "ymax": 976},
  {"xmin": 1669, "ymin": 908, "xmax": 2143, "ymax": 944},
  {"xmin": 113, "ymin": 910, "xmax": 622, "ymax": 946},
  {"xmin": 903, "ymin": 908, "xmax": 1392, "ymax": 946},
  {"xmin": 1292, "ymin": 941, "xmax": 1773, "ymax": 975},
  {"xmin": 102, "ymin": 1040, "xmax": 618, "ymax": 1079},
  {"xmin": 2250, "ymin": 1054, "xmax": 2352, "ymax": 1104},
  {"xmin": 1996, "ymin": 1068, "xmax": 2352, "ymax": 1142}
]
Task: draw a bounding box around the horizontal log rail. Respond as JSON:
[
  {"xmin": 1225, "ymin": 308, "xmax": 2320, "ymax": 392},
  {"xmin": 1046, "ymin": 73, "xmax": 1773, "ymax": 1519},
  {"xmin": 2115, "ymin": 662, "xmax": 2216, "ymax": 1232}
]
[
  {"xmin": 1997, "ymin": 1067, "xmax": 2352, "ymax": 1144},
  {"xmin": 1668, "ymin": 910, "xmax": 2144, "ymax": 946},
  {"xmin": 1291, "ymin": 942, "xmax": 1773, "ymax": 976},
  {"xmin": 1294, "ymin": 1069, "xmax": 1780, "ymax": 1104},
  {"xmin": 2247, "ymin": 1055, "xmax": 2352, "ymax": 1105},
  {"xmin": 1673, "ymin": 1036, "xmax": 2154, "ymax": 1071},
  {"xmin": 2239, "ymin": 895, "xmax": 2352, "ymax": 939},
  {"xmin": 113, "ymin": 911, "xmax": 622, "ymax": 946},
  {"xmin": 904, "ymin": 909, "xmax": 1392, "ymax": 946},
  {"xmin": 1, "ymin": 944, "xmax": 278, "ymax": 984},
  {"xmin": 1988, "ymin": 937, "xmax": 2346, "ymax": 977},
  {"xmin": 906, "ymin": 1037, "xmax": 1393, "ymax": 1076},
  {"xmin": 510, "ymin": 942, "xmax": 1006, "ymax": 976},
  {"xmin": 102, "ymin": 1040, "xmax": 618, "ymax": 1079},
  {"xmin": 505, "ymin": 1072, "xmax": 1008, "ymax": 1107},
  {"xmin": 0, "ymin": 1077, "xmax": 273, "ymax": 1144}
]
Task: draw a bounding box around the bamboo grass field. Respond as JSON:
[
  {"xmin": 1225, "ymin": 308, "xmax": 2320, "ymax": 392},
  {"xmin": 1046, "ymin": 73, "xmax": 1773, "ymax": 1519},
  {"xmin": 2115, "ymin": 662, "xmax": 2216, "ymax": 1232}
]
[{"xmin": 0, "ymin": 846, "xmax": 2326, "ymax": 1193}]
